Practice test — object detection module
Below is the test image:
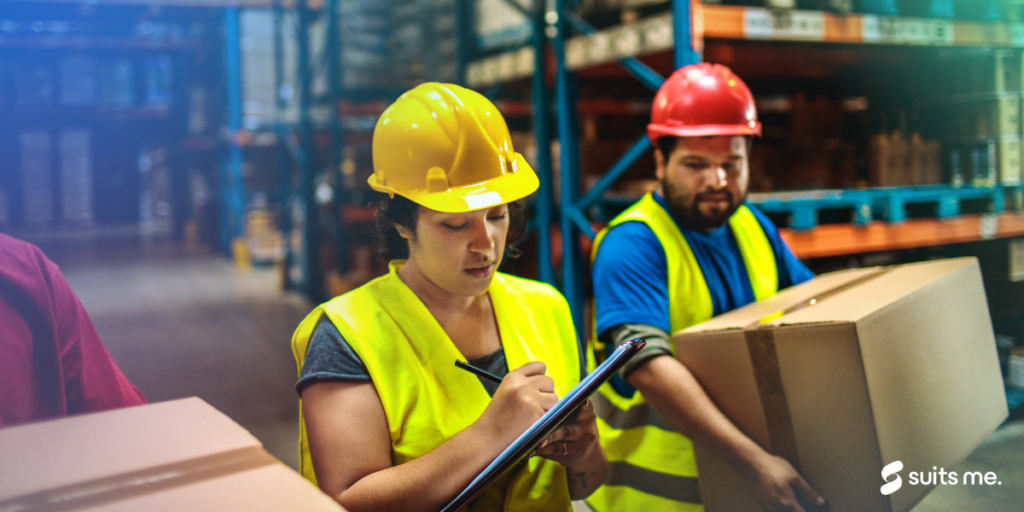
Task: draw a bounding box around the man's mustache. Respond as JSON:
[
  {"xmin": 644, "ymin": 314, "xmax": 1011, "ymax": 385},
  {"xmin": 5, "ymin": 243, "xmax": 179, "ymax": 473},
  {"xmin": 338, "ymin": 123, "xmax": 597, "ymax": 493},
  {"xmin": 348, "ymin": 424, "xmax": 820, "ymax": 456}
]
[{"xmin": 694, "ymin": 191, "xmax": 734, "ymax": 204}]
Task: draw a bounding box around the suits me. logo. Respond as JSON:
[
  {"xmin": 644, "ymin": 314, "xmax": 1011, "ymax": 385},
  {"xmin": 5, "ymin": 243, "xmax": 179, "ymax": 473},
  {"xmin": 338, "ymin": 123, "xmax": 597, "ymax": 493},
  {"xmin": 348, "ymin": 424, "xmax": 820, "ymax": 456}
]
[
  {"xmin": 880, "ymin": 461, "xmax": 1003, "ymax": 494},
  {"xmin": 881, "ymin": 461, "xmax": 904, "ymax": 495}
]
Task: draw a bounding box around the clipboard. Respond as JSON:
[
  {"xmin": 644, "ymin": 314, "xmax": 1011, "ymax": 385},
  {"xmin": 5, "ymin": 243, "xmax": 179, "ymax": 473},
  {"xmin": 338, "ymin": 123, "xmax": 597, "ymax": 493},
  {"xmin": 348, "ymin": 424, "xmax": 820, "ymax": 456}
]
[{"xmin": 441, "ymin": 338, "xmax": 646, "ymax": 512}]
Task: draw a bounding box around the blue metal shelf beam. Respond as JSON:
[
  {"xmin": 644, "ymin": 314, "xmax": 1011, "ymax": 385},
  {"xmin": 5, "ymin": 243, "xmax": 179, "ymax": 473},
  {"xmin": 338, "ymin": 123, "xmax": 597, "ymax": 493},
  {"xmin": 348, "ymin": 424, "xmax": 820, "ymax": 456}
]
[
  {"xmin": 749, "ymin": 185, "xmax": 1014, "ymax": 230},
  {"xmin": 562, "ymin": 11, "xmax": 665, "ymax": 91},
  {"xmin": 553, "ymin": 0, "xmax": 585, "ymax": 333},
  {"xmin": 552, "ymin": 0, "xmax": 695, "ymax": 329},
  {"xmin": 496, "ymin": 0, "xmax": 530, "ymax": 20},
  {"xmin": 530, "ymin": 0, "xmax": 555, "ymax": 285}
]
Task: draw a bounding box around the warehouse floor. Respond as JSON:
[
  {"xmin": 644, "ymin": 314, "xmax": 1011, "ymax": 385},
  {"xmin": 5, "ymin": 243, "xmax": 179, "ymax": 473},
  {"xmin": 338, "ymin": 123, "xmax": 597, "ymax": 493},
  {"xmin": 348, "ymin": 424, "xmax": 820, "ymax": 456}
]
[
  {"xmin": 32, "ymin": 230, "xmax": 1024, "ymax": 510},
  {"xmin": 42, "ymin": 230, "xmax": 309, "ymax": 471}
]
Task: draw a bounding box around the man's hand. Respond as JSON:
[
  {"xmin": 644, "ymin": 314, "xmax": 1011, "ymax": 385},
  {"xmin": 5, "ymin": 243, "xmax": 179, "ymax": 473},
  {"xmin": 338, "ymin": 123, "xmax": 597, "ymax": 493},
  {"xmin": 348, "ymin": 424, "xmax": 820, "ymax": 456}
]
[
  {"xmin": 743, "ymin": 453, "xmax": 825, "ymax": 512},
  {"xmin": 628, "ymin": 354, "xmax": 826, "ymax": 512}
]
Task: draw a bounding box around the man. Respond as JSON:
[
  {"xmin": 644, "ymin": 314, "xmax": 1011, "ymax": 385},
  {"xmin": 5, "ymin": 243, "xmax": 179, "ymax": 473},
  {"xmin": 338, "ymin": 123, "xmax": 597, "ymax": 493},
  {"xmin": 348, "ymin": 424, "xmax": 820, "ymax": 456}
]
[
  {"xmin": 0, "ymin": 233, "xmax": 146, "ymax": 428},
  {"xmin": 585, "ymin": 63, "xmax": 823, "ymax": 512}
]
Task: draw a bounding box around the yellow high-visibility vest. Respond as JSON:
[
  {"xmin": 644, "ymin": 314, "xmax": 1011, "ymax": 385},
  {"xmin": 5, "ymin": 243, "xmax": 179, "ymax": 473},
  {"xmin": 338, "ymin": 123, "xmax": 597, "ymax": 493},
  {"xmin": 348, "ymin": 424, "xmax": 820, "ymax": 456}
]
[
  {"xmin": 292, "ymin": 261, "xmax": 581, "ymax": 512},
  {"xmin": 586, "ymin": 193, "xmax": 777, "ymax": 512}
]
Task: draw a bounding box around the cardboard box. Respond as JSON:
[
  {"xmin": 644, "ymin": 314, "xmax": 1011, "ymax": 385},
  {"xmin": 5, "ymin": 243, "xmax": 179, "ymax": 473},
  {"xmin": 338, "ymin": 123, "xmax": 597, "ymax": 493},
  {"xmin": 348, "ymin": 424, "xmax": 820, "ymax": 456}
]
[
  {"xmin": 674, "ymin": 258, "xmax": 1008, "ymax": 512},
  {"xmin": 869, "ymin": 137, "xmax": 913, "ymax": 186},
  {"xmin": 911, "ymin": 140, "xmax": 943, "ymax": 185},
  {"xmin": 0, "ymin": 398, "xmax": 344, "ymax": 512}
]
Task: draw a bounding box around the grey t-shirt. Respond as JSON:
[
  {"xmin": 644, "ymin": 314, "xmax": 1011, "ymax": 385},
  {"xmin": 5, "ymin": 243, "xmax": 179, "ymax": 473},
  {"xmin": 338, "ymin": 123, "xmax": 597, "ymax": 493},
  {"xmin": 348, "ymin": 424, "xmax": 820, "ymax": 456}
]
[{"xmin": 296, "ymin": 315, "xmax": 510, "ymax": 397}]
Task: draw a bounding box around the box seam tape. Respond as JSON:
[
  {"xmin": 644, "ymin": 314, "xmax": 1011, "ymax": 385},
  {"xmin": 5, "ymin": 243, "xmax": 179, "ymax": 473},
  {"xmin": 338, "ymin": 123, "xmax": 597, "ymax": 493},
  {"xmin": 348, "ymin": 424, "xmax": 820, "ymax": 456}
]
[{"xmin": 0, "ymin": 446, "xmax": 276, "ymax": 512}]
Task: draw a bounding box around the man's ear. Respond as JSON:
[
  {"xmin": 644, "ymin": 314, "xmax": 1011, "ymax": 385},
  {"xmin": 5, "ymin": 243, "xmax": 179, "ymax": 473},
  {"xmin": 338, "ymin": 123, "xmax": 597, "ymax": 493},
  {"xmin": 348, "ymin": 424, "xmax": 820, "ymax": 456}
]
[
  {"xmin": 654, "ymin": 147, "xmax": 666, "ymax": 181},
  {"xmin": 395, "ymin": 224, "xmax": 412, "ymax": 240}
]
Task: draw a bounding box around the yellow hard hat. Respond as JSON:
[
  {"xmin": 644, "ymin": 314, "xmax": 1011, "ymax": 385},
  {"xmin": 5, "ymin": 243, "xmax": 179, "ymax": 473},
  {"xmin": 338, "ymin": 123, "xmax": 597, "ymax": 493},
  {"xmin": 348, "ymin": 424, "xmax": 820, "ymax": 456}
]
[{"xmin": 369, "ymin": 83, "xmax": 538, "ymax": 213}]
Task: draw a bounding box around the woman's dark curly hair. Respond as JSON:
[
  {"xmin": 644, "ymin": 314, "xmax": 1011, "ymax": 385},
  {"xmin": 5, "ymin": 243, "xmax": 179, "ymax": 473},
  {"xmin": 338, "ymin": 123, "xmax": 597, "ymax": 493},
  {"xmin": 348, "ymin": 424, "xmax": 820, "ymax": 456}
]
[{"xmin": 375, "ymin": 194, "xmax": 528, "ymax": 261}]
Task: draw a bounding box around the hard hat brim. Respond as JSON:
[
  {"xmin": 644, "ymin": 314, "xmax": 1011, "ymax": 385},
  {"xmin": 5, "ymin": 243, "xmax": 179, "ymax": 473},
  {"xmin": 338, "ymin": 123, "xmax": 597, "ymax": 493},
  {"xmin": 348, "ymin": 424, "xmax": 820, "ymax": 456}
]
[
  {"xmin": 647, "ymin": 122, "xmax": 763, "ymax": 142},
  {"xmin": 368, "ymin": 152, "xmax": 539, "ymax": 213}
]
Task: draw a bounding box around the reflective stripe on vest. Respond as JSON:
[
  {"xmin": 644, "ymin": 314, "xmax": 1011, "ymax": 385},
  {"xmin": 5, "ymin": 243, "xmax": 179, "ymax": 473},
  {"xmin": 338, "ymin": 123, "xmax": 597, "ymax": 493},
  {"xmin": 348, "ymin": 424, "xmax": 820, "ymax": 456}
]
[
  {"xmin": 291, "ymin": 261, "xmax": 580, "ymax": 512},
  {"xmin": 586, "ymin": 194, "xmax": 778, "ymax": 512}
]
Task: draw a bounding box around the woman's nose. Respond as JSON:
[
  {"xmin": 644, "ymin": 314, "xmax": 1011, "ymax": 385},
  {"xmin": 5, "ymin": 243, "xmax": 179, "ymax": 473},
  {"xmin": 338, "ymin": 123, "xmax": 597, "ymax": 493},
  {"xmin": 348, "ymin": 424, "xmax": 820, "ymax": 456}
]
[{"xmin": 468, "ymin": 219, "xmax": 495, "ymax": 254}]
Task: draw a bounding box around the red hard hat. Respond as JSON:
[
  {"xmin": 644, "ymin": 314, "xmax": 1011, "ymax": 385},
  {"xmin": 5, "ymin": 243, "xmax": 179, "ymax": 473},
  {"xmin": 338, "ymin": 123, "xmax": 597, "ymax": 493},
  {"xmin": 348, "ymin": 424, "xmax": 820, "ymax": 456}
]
[{"xmin": 647, "ymin": 63, "xmax": 761, "ymax": 142}]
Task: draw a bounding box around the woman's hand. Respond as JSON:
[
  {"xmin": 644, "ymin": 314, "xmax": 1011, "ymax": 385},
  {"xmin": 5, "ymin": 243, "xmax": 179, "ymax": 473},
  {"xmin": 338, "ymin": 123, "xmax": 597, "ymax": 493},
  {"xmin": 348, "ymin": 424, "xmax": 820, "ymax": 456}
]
[
  {"xmin": 531, "ymin": 399, "xmax": 609, "ymax": 499},
  {"xmin": 475, "ymin": 361, "xmax": 560, "ymax": 444},
  {"xmin": 531, "ymin": 398, "xmax": 600, "ymax": 466}
]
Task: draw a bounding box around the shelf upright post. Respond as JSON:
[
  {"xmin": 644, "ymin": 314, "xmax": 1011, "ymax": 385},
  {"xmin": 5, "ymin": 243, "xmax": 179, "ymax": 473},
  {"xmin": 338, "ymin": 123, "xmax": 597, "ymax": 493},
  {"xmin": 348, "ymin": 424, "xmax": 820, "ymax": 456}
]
[
  {"xmin": 326, "ymin": 0, "xmax": 348, "ymax": 275},
  {"xmin": 455, "ymin": 0, "xmax": 474, "ymax": 86},
  {"xmin": 297, "ymin": 0, "xmax": 321, "ymax": 300},
  {"xmin": 531, "ymin": 1, "xmax": 555, "ymax": 285},
  {"xmin": 273, "ymin": 1, "xmax": 293, "ymax": 278},
  {"xmin": 553, "ymin": 0, "xmax": 585, "ymax": 334},
  {"xmin": 672, "ymin": 0, "xmax": 699, "ymax": 68},
  {"xmin": 224, "ymin": 6, "xmax": 246, "ymax": 256}
]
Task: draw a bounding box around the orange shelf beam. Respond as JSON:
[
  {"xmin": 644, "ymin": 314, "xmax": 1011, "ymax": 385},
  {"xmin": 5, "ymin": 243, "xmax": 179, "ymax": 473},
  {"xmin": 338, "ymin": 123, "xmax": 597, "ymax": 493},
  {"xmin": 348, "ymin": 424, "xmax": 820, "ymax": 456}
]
[
  {"xmin": 780, "ymin": 213, "xmax": 1024, "ymax": 259},
  {"xmin": 702, "ymin": 5, "xmax": 1017, "ymax": 47}
]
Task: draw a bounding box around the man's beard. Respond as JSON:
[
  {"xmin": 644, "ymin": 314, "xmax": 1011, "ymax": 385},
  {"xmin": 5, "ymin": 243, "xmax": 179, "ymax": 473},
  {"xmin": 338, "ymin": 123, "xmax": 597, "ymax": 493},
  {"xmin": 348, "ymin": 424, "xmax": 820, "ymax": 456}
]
[{"xmin": 662, "ymin": 179, "xmax": 744, "ymax": 231}]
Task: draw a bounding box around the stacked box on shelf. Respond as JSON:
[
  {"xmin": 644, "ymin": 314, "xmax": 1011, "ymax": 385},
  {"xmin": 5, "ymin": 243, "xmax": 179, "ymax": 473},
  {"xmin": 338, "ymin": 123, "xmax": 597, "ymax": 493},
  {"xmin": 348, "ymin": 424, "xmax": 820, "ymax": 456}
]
[
  {"xmin": 920, "ymin": 50, "xmax": 1023, "ymax": 187},
  {"xmin": 309, "ymin": 17, "xmax": 330, "ymax": 121},
  {"xmin": 97, "ymin": 59, "xmax": 135, "ymax": 107},
  {"xmin": 238, "ymin": 9, "xmax": 318, "ymax": 127},
  {"xmin": 475, "ymin": 0, "xmax": 532, "ymax": 51},
  {"xmin": 13, "ymin": 62, "xmax": 53, "ymax": 109},
  {"xmin": 785, "ymin": 93, "xmax": 860, "ymax": 189},
  {"xmin": 341, "ymin": 0, "xmax": 395, "ymax": 89},
  {"xmin": 139, "ymin": 145, "xmax": 174, "ymax": 235},
  {"xmin": 425, "ymin": 0, "xmax": 459, "ymax": 83},
  {"xmin": 18, "ymin": 131, "xmax": 55, "ymax": 226},
  {"xmin": 994, "ymin": 49, "xmax": 1022, "ymax": 185},
  {"xmin": 58, "ymin": 129, "xmax": 94, "ymax": 225},
  {"xmin": 868, "ymin": 135, "xmax": 943, "ymax": 186},
  {"xmin": 240, "ymin": 10, "xmax": 278, "ymax": 128},
  {"xmin": 58, "ymin": 57, "xmax": 96, "ymax": 107},
  {"xmin": 143, "ymin": 55, "xmax": 173, "ymax": 109},
  {"xmin": 391, "ymin": 0, "xmax": 429, "ymax": 87}
]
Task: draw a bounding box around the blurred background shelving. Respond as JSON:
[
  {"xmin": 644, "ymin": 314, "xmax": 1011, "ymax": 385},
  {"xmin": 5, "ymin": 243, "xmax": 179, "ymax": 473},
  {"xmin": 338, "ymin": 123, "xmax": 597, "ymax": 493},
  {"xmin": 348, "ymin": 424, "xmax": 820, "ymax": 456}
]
[{"xmin": 4, "ymin": 0, "xmax": 1024, "ymax": 403}]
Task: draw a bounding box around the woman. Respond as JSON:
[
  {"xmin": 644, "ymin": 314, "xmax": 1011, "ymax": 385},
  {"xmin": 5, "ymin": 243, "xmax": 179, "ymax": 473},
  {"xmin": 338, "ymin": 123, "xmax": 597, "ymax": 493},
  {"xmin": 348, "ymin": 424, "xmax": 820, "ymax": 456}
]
[{"xmin": 292, "ymin": 83, "xmax": 607, "ymax": 512}]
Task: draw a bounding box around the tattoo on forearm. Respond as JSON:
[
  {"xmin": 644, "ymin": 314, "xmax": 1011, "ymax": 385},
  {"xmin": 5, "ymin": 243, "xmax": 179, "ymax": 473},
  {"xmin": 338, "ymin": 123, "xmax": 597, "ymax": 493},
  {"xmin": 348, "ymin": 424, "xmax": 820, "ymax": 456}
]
[{"xmin": 571, "ymin": 471, "xmax": 595, "ymax": 489}]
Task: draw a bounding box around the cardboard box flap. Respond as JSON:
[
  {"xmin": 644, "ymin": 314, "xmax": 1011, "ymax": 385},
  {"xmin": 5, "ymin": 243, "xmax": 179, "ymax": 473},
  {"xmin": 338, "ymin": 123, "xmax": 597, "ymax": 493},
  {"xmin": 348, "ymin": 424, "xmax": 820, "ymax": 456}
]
[
  {"xmin": 0, "ymin": 397, "xmax": 262, "ymax": 503},
  {"xmin": 682, "ymin": 258, "xmax": 980, "ymax": 333},
  {"xmin": 680, "ymin": 266, "xmax": 881, "ymax": 333}
]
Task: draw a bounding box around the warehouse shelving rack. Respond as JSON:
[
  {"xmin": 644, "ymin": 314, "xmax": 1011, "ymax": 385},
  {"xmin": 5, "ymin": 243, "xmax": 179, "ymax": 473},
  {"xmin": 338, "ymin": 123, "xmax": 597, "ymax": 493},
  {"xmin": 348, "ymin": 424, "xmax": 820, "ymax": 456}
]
[
  {"xmin": 455, "ymin": 0, "xmax": 560, "ymax": 285},
  {"xmin": 0, "ymin": 0, "xmax": 227, "ymax": 236},
  {"xmin": 223, "ymin": 0, "xmax": 356, "ymax": 300},
  {"xmin": 464, "ymin": 0, "xmax": 1024, "ymax": 332},
  {"xmin": 460, "ymin": 0, "xmax": 694, "ymax": 331},
  {"xmin": 229, "ymin": 0, "xmax": 475, "ymax": 301}
]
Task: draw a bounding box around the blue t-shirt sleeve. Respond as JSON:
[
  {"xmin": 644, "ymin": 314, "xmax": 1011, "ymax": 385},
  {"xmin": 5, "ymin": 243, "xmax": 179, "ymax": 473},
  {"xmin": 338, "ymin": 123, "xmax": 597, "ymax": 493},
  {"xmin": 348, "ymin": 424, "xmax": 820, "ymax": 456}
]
[
  {"xmin": 748, "ymin": 205, "xmax": 814, "ymax": 289},
  {"xmin": 592, "ymin": 221, "xmax": 671, "ymax": 336}
]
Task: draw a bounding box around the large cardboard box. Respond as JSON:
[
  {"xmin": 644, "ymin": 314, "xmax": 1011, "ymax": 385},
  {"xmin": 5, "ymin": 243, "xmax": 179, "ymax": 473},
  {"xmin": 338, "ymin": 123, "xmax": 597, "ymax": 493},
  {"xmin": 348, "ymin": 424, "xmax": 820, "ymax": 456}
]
[
  {"xmin": 674, "ymin": 258, "xmax": 1008, "ymax": 512},
  {"xmin": 0, "ymin": 398, "xmax": 344, "ymax": 511}
]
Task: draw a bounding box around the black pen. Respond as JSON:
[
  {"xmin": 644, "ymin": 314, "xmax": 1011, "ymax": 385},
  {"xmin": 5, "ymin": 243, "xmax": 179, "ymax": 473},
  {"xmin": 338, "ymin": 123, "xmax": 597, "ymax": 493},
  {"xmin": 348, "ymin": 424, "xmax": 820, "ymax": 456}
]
[
  {"xmin": 456, "ymin": 359, "xmax": 586, "ymax": 423},
  {"xmin": 455, "ymin": 360, "xmax": 504, "ymax": 385}
]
